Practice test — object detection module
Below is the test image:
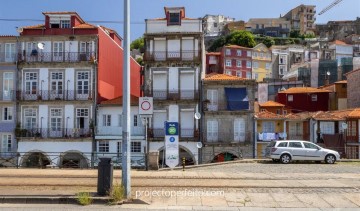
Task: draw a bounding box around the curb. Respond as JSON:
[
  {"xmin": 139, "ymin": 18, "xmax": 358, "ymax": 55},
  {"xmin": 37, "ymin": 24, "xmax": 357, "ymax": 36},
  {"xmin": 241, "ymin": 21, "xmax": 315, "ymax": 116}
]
[{"xmin": 0, "ymin": 196, "xmax": 111, "ymax": 205}]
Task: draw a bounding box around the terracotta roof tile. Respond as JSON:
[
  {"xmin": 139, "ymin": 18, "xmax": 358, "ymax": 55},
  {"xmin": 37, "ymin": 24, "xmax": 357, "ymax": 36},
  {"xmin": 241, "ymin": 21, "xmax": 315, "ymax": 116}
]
[
  {"xmin": 225, "ymin": 45, "xmax": 252, "ymax": 50},
  {"xmin": 259, "ymin": 101, "xmax": 285, "ymax": 107},
  {"xmin": 312, "ymin": 110, "xmax": 350, "ymax": 121},
  {"xmin": 255, "ymin": 111, "xmax": 285, "ymax": 119},
  {"xmin": 285, "ymin": 112, "xmax": 315, "ymax": 120},
  {"xmin": 206, "ymin": 52, "xmax": 221, "ymax": 56},
  {"xmin": 334, "ymin": 80, "xmax": 347, "ymax": 84},
  {"xmin": 100, "ymin": 95, "xmax": 139, "ymax": 106},
  {"xmin": 73, "ymin": 23, "xmax": 97, "ymax": 29},
  {"xmin": 22, "ymin": 24, "xmax": 45, "ymax": 29},
  {"xmin": 279, "ymin": 87, "xmax": 331, "ymax": 94},
  {"xmin": 344, "ymin": 68, "xmax": 360, "ymax": 76},
  {"xmin": 331, "ymin": 40, "xmax": 349, "ymax": 46},
  {"xmin": 348, "ymin": 109, "xmax": 360, "ymax": 118},
  {"xmin": 204, "ymin": 73, "xmax": 251, "ymax": 81}
]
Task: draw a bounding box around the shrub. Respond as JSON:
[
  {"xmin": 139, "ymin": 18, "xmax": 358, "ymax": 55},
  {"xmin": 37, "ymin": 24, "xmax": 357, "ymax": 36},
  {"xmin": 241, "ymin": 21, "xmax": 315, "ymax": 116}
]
[
  {"xmin": 76, "ymin": 192, "xmax": 93, "ymax": 206},
  {"xmin": 109, "ymin": 183, "xmax": 125, "ymax": 204}
]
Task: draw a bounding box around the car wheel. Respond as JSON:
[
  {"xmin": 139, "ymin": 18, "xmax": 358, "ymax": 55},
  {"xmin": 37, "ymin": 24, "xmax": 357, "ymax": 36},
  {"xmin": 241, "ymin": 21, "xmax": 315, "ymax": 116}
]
[
  {"xmin": 280, "ymin": 154, "xmax": 291, "ymax": 164},
  {"xmin": 325, "ymin": 154, "xmax": 336, "ymax": 164}
]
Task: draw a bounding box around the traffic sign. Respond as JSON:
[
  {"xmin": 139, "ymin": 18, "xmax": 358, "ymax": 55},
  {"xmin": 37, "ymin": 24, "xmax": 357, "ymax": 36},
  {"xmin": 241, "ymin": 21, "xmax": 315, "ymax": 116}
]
[
  {"xmin": 165, "ymin": 122, "xmax": 179, "ymax": 169},
  {"xmin": 139, "ymin": 97, "xmax": 153, "ymax": 115}
]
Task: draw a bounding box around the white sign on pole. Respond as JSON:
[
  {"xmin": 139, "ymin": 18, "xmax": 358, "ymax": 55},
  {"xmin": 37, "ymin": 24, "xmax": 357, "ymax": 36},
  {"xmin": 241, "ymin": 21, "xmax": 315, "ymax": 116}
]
[
  {"xmin": 139, "ymin": 97, "xmax": 153, "ymax": 115},
  {"xmin": 165, "ymin": 122, "xmax": 179, "ymax": 169}
]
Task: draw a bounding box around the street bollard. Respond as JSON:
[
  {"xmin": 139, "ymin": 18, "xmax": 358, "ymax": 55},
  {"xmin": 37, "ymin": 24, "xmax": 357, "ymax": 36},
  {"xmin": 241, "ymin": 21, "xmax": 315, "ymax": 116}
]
[{"xmin": 182, "ymin": 157, "xmax": 185, "ymax": 171}]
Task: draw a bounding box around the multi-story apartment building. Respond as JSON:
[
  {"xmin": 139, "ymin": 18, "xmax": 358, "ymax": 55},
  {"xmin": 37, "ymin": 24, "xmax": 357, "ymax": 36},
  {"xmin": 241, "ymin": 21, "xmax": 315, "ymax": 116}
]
[
  {"xmin": 316, "ymin": 18, "xmax": 360, "ymax": 41},
  {"xmin": 221, "ymin": 45, "xmax": 252, "ymax": 79},
  {"xmin": 252, "ymin": 43, "xmax": 272, "ymax": 82},
  {"xmin": 203, "ymin": 14, "xmax": 235, "ymax": 37},
  {"xmin": 246, "ymin": 18, "xmax": 291, "ymax": 37},
  {"xmin": 206, "ymin": 52, "xmax": 221, "ymax": 74},
  {"xmin": 0, "ymin": 36, "xmax": 17, "ymax": 165},
  {"xmin": 202, "ymin": 73, "xmax": 256, "ymax": 162},
  {"xmin": 15, "ymin": 12, "xmax": 141, "ymax": 168},
  {"xmin": 283, "ymin": 4, "xmax": 316, "ymax": 35},
  {"xmin": 143, "ymin": 7, "xmax": 203, "ymax": 165}
]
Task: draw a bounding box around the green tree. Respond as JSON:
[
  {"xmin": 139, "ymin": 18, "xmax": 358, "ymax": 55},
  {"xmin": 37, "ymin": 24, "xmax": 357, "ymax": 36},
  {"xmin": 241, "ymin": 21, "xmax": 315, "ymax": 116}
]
[
  {"xmin": 208, "ymin": 30, "xmax": 256, "ymax": 51},
  {"xmin": 262, "ymin": 36, "xmax": 275, "ymax": 48},
  {"xmin": 208, "ymin": 36, "xmax": 226, "ymax": 52},
  {"xmin": 290, "ymin": 30, "xmax": 301, "ymax": 38},
  {"xmin": 130, "ymin": 37, "xmax": 144, "ymax": 51}
]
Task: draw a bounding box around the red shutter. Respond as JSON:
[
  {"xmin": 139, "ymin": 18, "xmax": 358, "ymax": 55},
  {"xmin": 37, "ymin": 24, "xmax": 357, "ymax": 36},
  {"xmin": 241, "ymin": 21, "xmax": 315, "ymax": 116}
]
[
  {"xmin": 166, "ymin": 12, "xmax": 170, "ymax": 26},
  {"xmin": 179, "ymin": 11, "xmax": 182, "ymax": 26}
]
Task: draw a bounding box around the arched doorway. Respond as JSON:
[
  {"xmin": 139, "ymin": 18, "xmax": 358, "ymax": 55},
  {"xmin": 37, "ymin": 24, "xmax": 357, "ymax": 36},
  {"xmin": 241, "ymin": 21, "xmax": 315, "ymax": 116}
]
[
  {"xmin": 158, "ymin": 147, "xmax": 195, "ymax": 168},
  {"xmin": 21, "ymin": 152, "xmax": 50, "ymax": 168},
  {"xmin": 212, "ymin": 152, "xmax": 238, "ymax": 163},
  {"xmin": 60, "ymin": 151, "xmax": 89, "ymax": 168}
]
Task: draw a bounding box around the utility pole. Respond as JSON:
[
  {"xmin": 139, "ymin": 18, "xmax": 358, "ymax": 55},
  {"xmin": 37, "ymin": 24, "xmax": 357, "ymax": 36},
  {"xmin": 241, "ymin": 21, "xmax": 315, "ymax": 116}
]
[{"xmin": 122, "ymin": 0, "xmax": 131, "ymax": 199}]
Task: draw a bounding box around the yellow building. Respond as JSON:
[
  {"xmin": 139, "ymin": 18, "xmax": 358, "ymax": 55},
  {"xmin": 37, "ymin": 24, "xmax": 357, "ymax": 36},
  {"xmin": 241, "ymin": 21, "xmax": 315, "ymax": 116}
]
[{"xmin": 252, "ymin": 43, "xmax": 272, "ymax": 82}]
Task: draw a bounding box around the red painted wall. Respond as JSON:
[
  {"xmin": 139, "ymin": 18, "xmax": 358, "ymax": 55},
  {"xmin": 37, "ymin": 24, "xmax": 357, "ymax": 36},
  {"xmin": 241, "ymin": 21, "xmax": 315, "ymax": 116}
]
[
  {"xmin": 277, "ymin": 92, "xmax": 329, "ymax": 112},
  {"xmin": 97, "ymin": 28, "xmax": 141, "ymax": 103}
]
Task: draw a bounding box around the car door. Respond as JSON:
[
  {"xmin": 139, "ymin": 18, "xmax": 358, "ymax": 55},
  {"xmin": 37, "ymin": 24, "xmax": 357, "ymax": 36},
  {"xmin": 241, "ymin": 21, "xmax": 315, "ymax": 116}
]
[
  {"xmin": 288, "ymin": 141, "xmax": 306, "ymax": 160},
  {"xmin": 303, "ymin": 142, "xmax": 322, "ymax": 161}
]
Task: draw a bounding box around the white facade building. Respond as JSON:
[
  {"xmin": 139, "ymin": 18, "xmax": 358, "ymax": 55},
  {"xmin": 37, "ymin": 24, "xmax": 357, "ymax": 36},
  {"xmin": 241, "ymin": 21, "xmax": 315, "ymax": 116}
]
[{"xmin": 203, "ymin": 14, "xmax": 235, "ymax": 37}]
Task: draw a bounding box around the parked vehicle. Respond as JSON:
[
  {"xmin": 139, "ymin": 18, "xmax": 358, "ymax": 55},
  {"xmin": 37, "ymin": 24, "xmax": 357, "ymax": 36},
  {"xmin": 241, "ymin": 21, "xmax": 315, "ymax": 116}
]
[{"xmin": 265, "ymin": 140, "xmax": 340, "ymax": 164}]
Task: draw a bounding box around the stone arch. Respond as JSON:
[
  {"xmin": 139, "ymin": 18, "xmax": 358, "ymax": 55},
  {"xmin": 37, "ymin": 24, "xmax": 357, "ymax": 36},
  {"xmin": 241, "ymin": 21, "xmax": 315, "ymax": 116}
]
[
  {"xmin": 211, "ymin": 152, "xmax": 238, "ymax": 163},
  {"xmin": 20, "ymin": 150, "xmax": 51, "ymax": 168},
  {"xmin": 157, "ymin": 145, "xmax": 196, "ymax": 168},
  {"xmin": 59, "ymin": 150, "xmax": 89, "ymax": 168}
]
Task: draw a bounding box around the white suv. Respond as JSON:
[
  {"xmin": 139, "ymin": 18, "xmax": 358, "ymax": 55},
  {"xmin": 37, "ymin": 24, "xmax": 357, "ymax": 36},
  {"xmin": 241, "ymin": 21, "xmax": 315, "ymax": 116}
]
[{"xmin": 266, "ymin": 140, "xmax": 340, "ymax": 164}]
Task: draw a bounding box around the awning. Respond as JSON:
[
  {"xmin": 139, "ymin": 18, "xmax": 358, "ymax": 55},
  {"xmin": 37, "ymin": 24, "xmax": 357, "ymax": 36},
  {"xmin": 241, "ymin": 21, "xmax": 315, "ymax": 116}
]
[{"xmin": 224, "ymin": 88, "xmax": 249, "ymax": 111}]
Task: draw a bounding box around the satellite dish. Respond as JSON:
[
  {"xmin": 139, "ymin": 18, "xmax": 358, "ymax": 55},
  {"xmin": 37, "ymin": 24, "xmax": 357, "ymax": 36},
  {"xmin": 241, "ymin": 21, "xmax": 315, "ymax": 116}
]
[
  {"xmin": 16, "ymin": 27, "xmax": 23, "ymax": 33},
  {"xmin": 37, "ymin": 43, "xmax": 45, "ymax": 50},
  {"xmin": 326, "ymin": 71, "xmax": 331, "ymax": 76},
  {"xmin": 194, "ymin": 112, "xmax": 201, "ymax": 120},
  {"xmin": 196, "ymin": 142, "xmax": 203, "ymax": 149}
]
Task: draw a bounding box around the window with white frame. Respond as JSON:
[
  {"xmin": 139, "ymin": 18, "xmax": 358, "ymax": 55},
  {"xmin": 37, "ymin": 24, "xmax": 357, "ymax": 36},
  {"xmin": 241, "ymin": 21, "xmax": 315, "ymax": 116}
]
[
  {"xmin": 320, "ymin": 122, "xmax": 335, "ymax": 135},
  {"xmin": 207, "ymin": 120, "xmax": 218, "ymax": 142},
  {"xmin": 225, "ymin": 59, "xmax": 231, "ymax": 67},
  {"xmin": 53, "ymin": 42, "xmax": 63, "ymax": 58},
  {"xmin": 236, "ymin": 60, "xmax": 242, "ymax": 67},
  {"xmin": 3, "ymin": 72, "xmax": 13, "ymax": 100},
  {"xmin": 247, "ymin": 51, "xmax": 252, "ymax": 57},
  {"xmin": 60, "ymin": 20, "xmax": 71, "ymax": 28},
  {"xmin": 287, "ymin": 95, "xmax": 293, "ymax": 102},
  {"xmin": 225, "ymin": 49, "xmax": 231, "ymax": 55},
  {"xmin": 246, "ymin": 72, "xmax": 251, "ymax": 79},
  {"xmin": 265, "ymin": 63, "xmax": 271, "ymax": 70},
  {"xmin": 311, "ymin": 94, "xmax": 317, "ymax": 101},
  {"xmin": 279, "ymin": 65, "xmax": 286, "ymax": 75},
  {"xmin": 133, "ymin": 115, "xmax": 139, "ymax": 127},
  {"xmin": 103, "ymin": 115, "xmax": 111, "ymax": 126},
  {"xmin": 2, "ymin": 107, "xmax": 13, "ymax": 121},
  {"xmin": 99, "ymin": 140, "xmax": 109, "ymax": 152},
  {"xmin": 1, "ymin": 134, "xmax": 12, "ymax": 152},
  {"xmin": 27, "ymin": 42, "xmax": 38, "ymax": 56},
  {"xmin": 246, "ymin": 61, "xmax": 251, "ymax": 68},
  {"xmin": 118, "ymin": 114, "xmax": 123, "ymax": 127},
  {"xmin": 80, "ymin": 42, "xmax": 93, "ymax": 60},
  {"xmin": 253, "ymin": 52, "xmax": 258, "ymax": 58},
  {"xmin": 260, "ymin": 53, "xmax": 264, "ymax": 58},
  {"xmin": 262, "ymin": 121, "xmax": 275, "ymax": 133},
  {"xmin": 76, "ymin": 108, "xmax": 89, "ymax": 129},
  {"xmin": 76, "ymin": 71, "xmax": 90, "ymax": 95},
  {"xmin": 236, "ymin": 71, "xmax": 242, "ymax": 77},
  {"xmin": 226, "ymin": 70, "xmax": 232, "ymax": 75},
  {"xmin": 131, "ymin": 142, "xmax": 141, "ymax": 153},
  {"xmin": 51, "ymin": 72, "xmax": 63, "ymax": 95},
  {"xmin": 24, "ymin": 108, "xmax": 37, "ymax": 129},
  {"xmin": 50, "ymin": 108, "xmax": 62, "ymax": 132},
  {"xmin": 25, "ymin": 72, "xmax": 38, "ymax": 94},
  {"xmin": 279, "ymin": 55, "xmax": 286, "ymax": 64},
  {"xmin": 253, "ymin": 62, "xmax": 259, "ymax": 69},
  {"xmin": 5, "ymin": 43, "xmax": 15, "ymax": 62},
  {"xmin": 236, "ymin": 50, "xmax": 242, "ymax": 56}
]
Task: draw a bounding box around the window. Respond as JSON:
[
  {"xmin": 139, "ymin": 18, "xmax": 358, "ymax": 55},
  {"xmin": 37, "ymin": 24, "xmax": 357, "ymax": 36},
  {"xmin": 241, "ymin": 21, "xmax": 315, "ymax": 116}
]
[
  {"xmin": 303, "ymin": 142, "xmax": 319, "ymax": 149},
  {"xmin": 320, "ymin": 122, "xmax": 335, "ymax": 135},
  {"xmin": 246, "ymin": 72, "xmax": 251, "ymax": 79},
  {"xmin": 253, "ymin": 62, "xmax": 259, "ymax": 69},
  {"xmin": 133, "ymin": 115, "xmax": 139, "ymax": 127},
  {"xmin": 3, "ymin": 72, "xmax": 14, "ymax": 100},
  {"xmin": 276, "ymin": 109, "xmax": 280, "ymax": 114},
  {"xmin": 50, "ymin": 108, "xmax": 62, "ymax": 136},
  {"xmin": 279, "ymin": 65, "xmax": 286, "ymax": 75},
  {"xmin": 213, "ymin": 22, "xmax": 218, "ymax": 28},
  {"xmin": 60, "ymin": 20, "xmax": 70, "ymax": 28},
  {"xmin": 226, "ymin": 70, "xmax": 232, "ymax": 75},
  {"xmin": 283, "ymin": 110, "xmax": 287, "ymax": 115},
  {"xmin": 246, "ymin": 61, "xmax": 251, "ymax": 68},
  {"xmin": 236, "ymin": 50, "xmax": 242, "ymax": 56},
  {"xmin": 76, "ymin": 108, "xmax": 89, "ymax": 129},
  {"xmin": 236, "ymin": 71, "xmax": 242, "ymax": 77},
  {"xmin": 260, "ymin": 53, "xmax": 264, "ymax": 58},
  {"xmin": 53, "ymin": 42, "xmax": 63, "ymax": 60},
  {"xmin": 51, "ymin": 72, "xmax": 63, "ymax": 95},
  {"xmin": 225, "ymin": 49, "xmax": 231, "ymax": 55},
  {"xmin": 1, "ymin": 134, "xmax": 12, "ymax": 152},
  {"xmin": 25, "ymin": 72, "xmax": 38, "ymax": 94},
  {"xmin": 236, "ymin": 60, "xmax": 242, "ymax": 67},
  {"xmin": 131, "ymin": 142, "xmax": 141, "ymax": 153},
  {"xmin": 266, "ymin": 63, "xmax": 271, "ymax": 70},
  {"xmin": 103, "ymin": 115, "xmax": 111, "ymax": 126},
  {"xmin": 99, "ymin": 141, "xmax": 109, "ymax": 152},
  {"xmin": 3, "ymin": 107, "xmax": 13, "ymax": 121},
  {"xmin": 253, "ymin": 73, "xmax": 259, "ymax": 80},
  {"xmin": 24, "ymin": 108, "xmax": 37, "ymax": 129},
  {"xmin": 169, "ymin": 13, "xmax": 180, "ymax": 25},
  {"xmin": 253, "ymin": 52, "xmax": 258, "ymax": 57},
  {"xmin": 5, "ymin": 43, "xmax": 15, "ymax": 62},
  {"xmin": 207, "ymin": 120, "xmax": 218, "ymax": 142},
  {"xmin": 289, "ymin": 142, "xmax": 303, "ymax": 148},
  {"xmin": 262, "ymin": 121, "xmax": 275, "ymax": 133},
  {"xmin": 80, "ymin": 42, "xmax": 93, "ymax": 60},
  {"xmin": 279, "ymin": 55, "xmax": 286, "ymax": 64},
  {"xmin": 261, "ymin": 109, "xmax": 266, "ymax": 112},
  {"xmin": 225, "ymin": 59, "xmax": 231, "ymax": 67},
  {"xmin": 77, "ymin": 71, "xmax": 90, "ymax": 95},
  {"xmin": 277, "ymin": 142, "xmax": 288, "ymax": 147},
  {"xmin": 247, "ymin": 51, "xmax": 252, "ymax": 57},
  {"xmin": 311, "ymin": 94, "xmax": 317, "ymax": 101},
  {"xmin": 287, "ymin": 95, "xmax": 293, "ymax": 102},
  {"xmin": 118, "ymin": 115, "xmax": 123, "ymax": 127}
]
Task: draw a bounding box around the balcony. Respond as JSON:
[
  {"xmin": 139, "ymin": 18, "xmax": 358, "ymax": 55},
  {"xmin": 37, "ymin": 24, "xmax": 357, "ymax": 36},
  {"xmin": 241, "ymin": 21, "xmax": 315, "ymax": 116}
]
[
  {"xmin": 203, "ymin": 132, "xmax": 250, "ymax": 143},
  {"xmin": 143, "ymin": 50, "xmax": 201, "ymax": 62},
  {"xmin": 203, "ymin": 101, "xmax": 250, "ymax": 112},
  {"xmin": 15, "ymin": 128, "xmax": 92, "ymax": 138},
  {"xmin": 96, "ymin": 126, "xmax": 145, "ymax": 136},
  {"xmin": 0, "ymin": 91, "xmax": 15, "ymax": 101},
  {"xmin": 0, "ymin": 52, "xmax": 17, "ymax": 63},
  {"xmin": 16, "ymin": 90, "xmax": 93, "ymax": 101},
  {"xmin": 148, "ymin": 128, "xmax": 198, "ymax": 139},
  {"xmin": 18, "ymin": 52, "xmax": 96, "ymax": 63},
  {"xmin": 146, "ymin": 90, "xmax": 199, "ymax": 100}
]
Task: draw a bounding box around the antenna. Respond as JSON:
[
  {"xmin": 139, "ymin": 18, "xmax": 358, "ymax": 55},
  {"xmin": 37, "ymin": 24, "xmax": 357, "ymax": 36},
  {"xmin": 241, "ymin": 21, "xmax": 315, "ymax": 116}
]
[
  {"xmin": 326, "ymin": 71, "xmax": 331, "ymax": 76},
  {"xmin": 196, "ymin": 142, "xmax": 203, "ymax": 149},
  {"xmin": 194, "ymin": 112, "xmax": 201, "ymax": 120},
  {"xmin": 37, "ymin": 43, "xmax": 45, "ymax": 50}
]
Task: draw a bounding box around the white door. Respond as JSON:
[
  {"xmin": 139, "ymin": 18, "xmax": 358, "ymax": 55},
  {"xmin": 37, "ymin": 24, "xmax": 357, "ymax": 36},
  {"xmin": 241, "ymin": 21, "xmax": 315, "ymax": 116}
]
[
  {"xmin": 153, "ymin": 73, "xmax": 167, "ymax": 99},
  {"xmin": 50, "ymin": 109, "xmax": 62, "ymax": 137},
  {"xmin": 207, "ymin": 120, "xmax": 218, "ymax": 142},
  {"xmin": 207, "ymin": 89, "xmax": 218, "ymax": 111},
  {"xmin": 180, "ymin": 72, "xmax": 194, "ymax": 99},
  {"xmin": 1, "ymin": 134, "xmax": 12, "ymax": 153},
  {"xmin": 180, "ymin": 110, "xmax": 194, "ymax": 137},
  {"xmin": 3, "ymin": 72, "xmax": 13, "ymax": 100},
  {"xmin": 5, "ymin": 43, "xmax": 15, "ymax": 62},
  {"xmin": 53, "ymin": 42, "xmax": 63, "ymax": 61},
  {"xmin": 50, "ymin": 72, "xmax": 64, "ymax": 99},
  {"xmin": 234, "ymin": 118, "xmax": 246, "ymax": 142},
  {"xmin": 154, "ymin": 40, "xmax": 166, "ymax": 61}
]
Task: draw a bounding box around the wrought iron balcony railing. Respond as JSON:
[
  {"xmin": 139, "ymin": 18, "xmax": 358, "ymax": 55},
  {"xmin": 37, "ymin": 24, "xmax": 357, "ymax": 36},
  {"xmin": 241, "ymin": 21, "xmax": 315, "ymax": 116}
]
[
  {"xmin": 95, "ymin": 126, "xmax": 145, "ymax": 136},
  {"xmin": 148, "ymin": 128, "xmax": 198, "ymax": 138},
  {"xmin": 15, "ymin": 128, "xmax": 92, "ymax": 138},
  {"xmin": 203, "ymin": 101, "xmax": 250, "ymax": 112},
  {"xmin": 16, "ymin": 90, "xmax": 93, "ymax": 101},
  {"xmin": 143, "ymin": 50, "xmax": 201, "ymax": 62},
  {"xmin": 145, "ymin": 90, "xmax": 199, "ymax": 100},
  {"xmin": 18, "ymin": 52, "xmax": 96, "ymax": 63},
  {"xmin": 0, "ymin": 91, "xmax": 15, "ymax": 101},
  {"xmin": 203, "ymin": 132, "xmax": 251, "ymax": 143}
]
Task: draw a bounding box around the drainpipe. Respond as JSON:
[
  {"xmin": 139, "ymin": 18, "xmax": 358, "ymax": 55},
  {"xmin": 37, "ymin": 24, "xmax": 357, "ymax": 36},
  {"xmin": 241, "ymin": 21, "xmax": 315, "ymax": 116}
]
[
  {"xmin": 91, "ymin": 36, "xmax": 99, "ymax": 168},
  {"xmin": 253, "ymin": 116, "xmax": 257, "ymax": 158}
]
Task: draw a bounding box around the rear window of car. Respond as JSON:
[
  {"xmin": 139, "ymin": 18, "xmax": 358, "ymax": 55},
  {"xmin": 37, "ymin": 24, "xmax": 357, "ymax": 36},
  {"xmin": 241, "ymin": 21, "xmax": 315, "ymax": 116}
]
[
  {"xmin": 277, "ymin": 142, "xmax": 288, "ymax": 147},
  {"xmin": 267, "ymin": 141, "xmax": 276, "ymax": 147},
  {"xmin": 289, "ymin": 142, "xmax": 303, "ymax": 148}
]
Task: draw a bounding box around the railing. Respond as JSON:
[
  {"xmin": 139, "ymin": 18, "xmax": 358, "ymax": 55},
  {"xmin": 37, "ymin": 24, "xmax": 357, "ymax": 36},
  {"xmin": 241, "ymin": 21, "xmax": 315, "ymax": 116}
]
[
  {"xmin": 203, "ymin": 101, "xmax": 250, "ymax": 112},
  {"xmin": 143, "ymin": 50, "xmax": 201, "ymax": 62},
  {"xmin": 203, "ymin": 132, "xmax": 251, "ymax": 143},
  {"xmin": 18, "ymin": 52, "xmax": 96, "ymax": 63},
  {"xmin": 146, "ymin": 90, "xmax": 199, "ymax": 100},
  {"xmin": 0, "ymin": 52, "xmax": 17, "ymax": 63},
  {"xmin": 0, "ymin": 90, "xmax": 16, "ymax": 101},
  {"xmin": 16, "ymin": 90, "xmax": 93, "ymax": 101},
  {"xmin": 148, "ymin": 128, "xmax": 198, "ymax": 138},
  {"xmin": 15, "ymin": 128, "xmax": 92, "ymax": 138},
  {"xmin": 96, "ymin": 126, "xmax": 145, "ymax": 136}
]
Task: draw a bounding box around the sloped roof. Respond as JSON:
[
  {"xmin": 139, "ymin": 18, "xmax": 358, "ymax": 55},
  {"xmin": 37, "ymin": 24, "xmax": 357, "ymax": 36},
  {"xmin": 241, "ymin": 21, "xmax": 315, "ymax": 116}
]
[
  {"xmin": 285, "ymin": 112, "xmax": 315, "ymax": 120},
  {"xmin": 331, "ymin": 40, "xmax": 349, "ymax": 46},
  {"xmin": 100, "ymin": 95, "xmax": 139, "ymax": 106},
  {"xmin": 348, "ymin": 109, "xmax": 360, "ymax": 118},
  {"xmin": 255, "ymin": 111, "xmax": 285, "ymax": 119},
  {"xmin": 206, "ymin": 52, "xmax": 221, "ymax": 56},
  {"xmin": 344, "ymin": 68, "xmax": 360, "ymax": 76},
  {"xmin": 334, "ymin": 80, "xmax": 347, "ymax": 84},
  {"xmin": 312, "ymin": 111, "xmax": 348, "ymax": 121},
  {"xmin": 73, "ymin": 23, "xmax": 97, "ymax": 29},
  {"xmin": 224, "ymin": 45, "xmax": 252, "ymax": 50},
  {"xmin": 259, "ymin": 101, "xmax": 285, "ymax": 107},
  {"xmin": 22, "ymin": 24, "xmax": 45, "ymax": 29},
  {"xmin": 279, "ymin": 87, "xmax": 330, "ymax": 94},
  {"xmin": 204, "ymin": 73, "xmax": 250, "ymax": 81},
  {"xmin": 42, "ymin": 11, "xmax": 85, "ymax": 23}
]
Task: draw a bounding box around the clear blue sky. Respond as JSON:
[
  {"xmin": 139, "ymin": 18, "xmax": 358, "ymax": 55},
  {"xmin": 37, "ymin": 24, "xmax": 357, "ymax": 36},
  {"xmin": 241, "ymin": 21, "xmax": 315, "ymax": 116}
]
[{"xmin": 1, "ymin": 0, "xmax": 359, "ymax": 41}]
